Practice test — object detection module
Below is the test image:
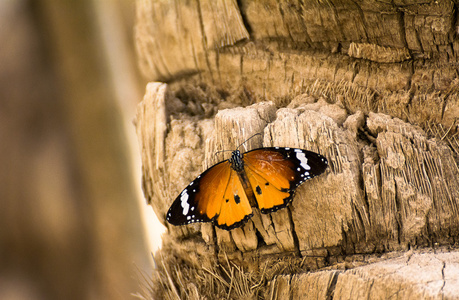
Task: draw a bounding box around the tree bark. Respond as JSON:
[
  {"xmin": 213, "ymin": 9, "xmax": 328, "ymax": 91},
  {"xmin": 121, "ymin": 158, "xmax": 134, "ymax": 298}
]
[{"xmin": 135, "ymin": 1, "xmax": 459, "ymax": 299}]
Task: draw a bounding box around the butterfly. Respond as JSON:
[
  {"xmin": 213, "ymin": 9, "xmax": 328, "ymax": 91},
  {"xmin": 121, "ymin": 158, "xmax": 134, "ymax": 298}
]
[{"xmin": 166, "ymin": 147, "xmax": 328, "ymax": 230}]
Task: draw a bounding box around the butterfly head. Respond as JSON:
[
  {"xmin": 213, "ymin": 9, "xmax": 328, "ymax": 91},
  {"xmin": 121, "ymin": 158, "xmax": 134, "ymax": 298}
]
[{"xmin": 229, "ymin": 150, "xmax": 244, "ymax": 172}]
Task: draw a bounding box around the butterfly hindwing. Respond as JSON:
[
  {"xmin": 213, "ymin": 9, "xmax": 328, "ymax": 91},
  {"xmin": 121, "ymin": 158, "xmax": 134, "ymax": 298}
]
[
  {"xmin": 243, "ymin": 147, "xmax": 328, "ymax": 214},
  {"xmin": 214, "ymin": 168, "xmax": 253, "ymax": 230},
  {"xmin": 243, "ymin": 166, "xmax": 292, "ymax": 212},
  {"xmin": 166, "ymin": 159, "xmax": 253, "ymax": 230}
]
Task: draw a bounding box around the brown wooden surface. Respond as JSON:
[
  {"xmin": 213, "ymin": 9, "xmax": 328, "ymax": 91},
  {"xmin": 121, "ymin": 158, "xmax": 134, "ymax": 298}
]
[{"xmin": 135, "ymin": 0, "xmax": 459, "ymax": 299}]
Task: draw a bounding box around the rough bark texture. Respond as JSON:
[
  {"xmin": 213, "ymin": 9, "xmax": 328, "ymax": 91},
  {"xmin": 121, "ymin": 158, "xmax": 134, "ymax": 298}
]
[{"xmin": 135, "ymin": 1, "xmax": 459, "ymax": 299}]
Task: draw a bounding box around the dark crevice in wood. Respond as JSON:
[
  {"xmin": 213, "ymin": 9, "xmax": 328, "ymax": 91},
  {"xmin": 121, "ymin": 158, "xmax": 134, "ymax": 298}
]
[
  {"xmin": 352, "ymin": 197, "xmax": 368, "ymax": 242},
  {"xmin": 406, "ymin": 61, "xmax": 416, "ymax": 109},
  {"xmin": 358, "ymin": 127, "xmax": 377, "ymax": 146},
  {"xmin": 393, "ymin": 179, "xmax": 403, "ymax": 245},
  {"xmin": 195, "ymin": 0, "xmax": 214, "ymax": 84},
  {"xmin": 340, "ymin": 222, "xmax": 353, "ymax": 256},
  {"xmin": 287, "ymin": 206, "xmax": 302, "ymax": 258},
  {"xmin": 215, "ymin": 48, "xmax": 222, "ymax": 85},
  {"xmin": 325, "ymin": 271, "xmax": 340, "ymax": 300},
  {"xmin": 350, "ymin": 0, "xmax": 369, "ymax": 42},
  {"xmin": 211, "ymin": 225, "xmax": 219, "ymax": 259},
  {"xmin": 255, "ymin": 229, "xmax": 267, "ymax": 248},
  {"xmin": 397, "ymin": 9, "xmax": 409, "ymax": 49},
  {"xmin": 328, "ymin": 1, "xmax": 345, "ymax": 42},
  {"xmin": 239, "ymin": 53, "xmax": 244, "ymax": 80},
  {"xmin": 440, "ymin": 260, "xmax": 446, "ymax": 293},
  {"xmin": 235, "ymin": 0, "xmax": 252, "ymax": 36}
]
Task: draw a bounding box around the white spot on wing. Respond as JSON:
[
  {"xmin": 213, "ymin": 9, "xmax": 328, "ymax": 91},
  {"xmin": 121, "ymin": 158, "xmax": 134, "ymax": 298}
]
[
  {"xmin": 296, "ymin": 151, "xmax": 311, "ymax": 170},
  {"xmin": 180, "ymin": 190, "xmax": 190, "ymax": 215}
]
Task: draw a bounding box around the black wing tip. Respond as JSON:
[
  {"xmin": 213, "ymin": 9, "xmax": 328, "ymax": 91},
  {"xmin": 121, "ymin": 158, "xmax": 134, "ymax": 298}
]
[
  {"xmin": 165, "ymin": 207, "xmax": 211, "ymax": 227},
  {"xmin": 311, "ymin": 154, "xmax": 329, "ymax": 176},
  {"xmin": 213, "ymin": 212, "xmax": 254, "ymax": 230},
  {"xmin": 166, "ymin": 213, "xmax": 212, "ymax": 226},
  {"xmin": 166, "ymin": 220, "xmax": 208, "ymax": 228}
]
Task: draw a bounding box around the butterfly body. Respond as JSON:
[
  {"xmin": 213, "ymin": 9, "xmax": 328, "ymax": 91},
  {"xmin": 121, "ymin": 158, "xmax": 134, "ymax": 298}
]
[
  {"xmin": 228, "ymin": 150, "xmax": 258, "ymax": 208},
  {"xmin": 166, "ymin": 147, "xmax": 328, "ymax": 230}
]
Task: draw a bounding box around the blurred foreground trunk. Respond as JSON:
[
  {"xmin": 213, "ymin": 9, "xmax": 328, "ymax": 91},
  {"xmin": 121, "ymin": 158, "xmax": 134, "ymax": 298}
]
[
  {"xmin": 0, "ymin": 1, "xmax": 148, "ymax": 299},
  {"xmin": 135, "ymin": 0, "xmax": 459, "ymax": 299}
]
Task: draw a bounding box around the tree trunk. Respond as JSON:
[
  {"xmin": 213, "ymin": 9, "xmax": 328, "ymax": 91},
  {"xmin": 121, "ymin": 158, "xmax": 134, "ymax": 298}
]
[
  {"xmin": 135, "ymin": 1, "xmax": 459, "ymax": 299},
  {"xmin": 0, "ymin": 1, "xmax": 149, "ymax": 299}
]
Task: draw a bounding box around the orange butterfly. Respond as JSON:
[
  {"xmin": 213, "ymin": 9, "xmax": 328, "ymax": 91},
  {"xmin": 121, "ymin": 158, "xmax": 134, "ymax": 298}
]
[{"xmin": 166, "ymin": 147, "xmax": 328, "ymax": 230}]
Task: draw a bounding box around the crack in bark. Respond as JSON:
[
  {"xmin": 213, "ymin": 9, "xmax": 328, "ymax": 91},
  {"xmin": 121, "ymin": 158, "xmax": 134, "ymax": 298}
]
[
  {"xmin": 211, "ymin": 224, "xmax": 219, "ymax": 259},
  {"xmin": 351, "ymin": 199, "xmax": 368, "ymax": 242},
  {"xmin": 366, "ymin": 279, "xmax": 375, "ymax": 299},
  {"xmin": 189, "ymin": 33, "xmax": 202, "ymax": 81},
  {"xmin": 235, "ymin": 0, "xmax": 252, "ymax": 36},
  {"xmin": 393, "ymin": 178, "xmax": 403, "ymax": 245},
  {"xmin": 287, "ymin": 206, "xmax": 302, "ymax": 257},
  {"xmin": 287, "ymin": 275, "xmax": 294, "ymax": 300},
  {"xmin": 325, "ymin": 271, "xmax": 340, "ymax": 300},
  {"xmin": 405, "ymin": 250, "xmax": 414, "ymax": 265},
  {"xmin": 405, "ymin": 61, "xmax": 415, "ymax": 107},
  {"xmin": 240, "ymin": 53, "xmax": 244, "ymax": 79},
  {"xmin": 327, "ymin": 1, "xmax": 345, "ymax": 42},
  {"xmin": 277, "ymin": 2, "xmax": 295, "ymax": 44},
  {"xmin": 397, "ymin": 9, "xmax": 409, "ymax": 49},
  {"xmin": 215, "ymin": 48, "xmax": 222, "ymax": 84},
  {"xmin": 349, "ymin": 0, "xmax": 369, "ymax": 41},
  {"xmin": 255, "ymin": 108, "xmax": 271, "ymax": 125},
  {"xmin": 196, "ymin": 0, "xmax": 214, "ymax": 83},
  {"xmin": 440, "ymin": 260, "xmax": 446, "ymax": 294}
]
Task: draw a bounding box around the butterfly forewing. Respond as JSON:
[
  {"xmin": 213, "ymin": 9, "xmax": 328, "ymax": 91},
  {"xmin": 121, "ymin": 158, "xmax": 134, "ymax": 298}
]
[
  {"xmin": 166, "ymin": 159, "xmax": 254, "ymax": 230},
  {"xmin": 243, "ymin": 147, "xmax": 328, "ymax": 214},
  {"xmin": 166, "ymin": 160, "xmax": 230, "ymax": 226}
]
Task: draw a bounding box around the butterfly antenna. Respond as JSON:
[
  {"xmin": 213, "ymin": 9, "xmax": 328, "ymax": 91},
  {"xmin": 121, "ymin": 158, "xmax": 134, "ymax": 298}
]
[
  {"xmin": 236, "ymin": 133, "xmax": 263, "ymax": 151},
  {"xmin": 213, "ymin": 149, "xmax": 233, "ymax": 160},
  {"xmin": 213, "ymin": 133, "xmax": 262, "ymax": 159}
]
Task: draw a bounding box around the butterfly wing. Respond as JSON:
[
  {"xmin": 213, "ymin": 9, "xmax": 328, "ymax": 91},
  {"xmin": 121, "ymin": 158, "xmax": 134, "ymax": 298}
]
[
  {"xmin": 166, "ymin": 160, "xmax": 229, "ymax": 227},
  {"xmin": 243, "ymin": 147, "xmax": 328, "ymax": 213},
  {"xmin": 216, "ymin": 167, "xmax": 254, "ymax": 229},
  {"xmin": 166, "ymin": 159, "xmax": 253, "ymax": 230},
  {"xmin": 167, "ymin": 147, "xmax": 327, "ymax": 230}
]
